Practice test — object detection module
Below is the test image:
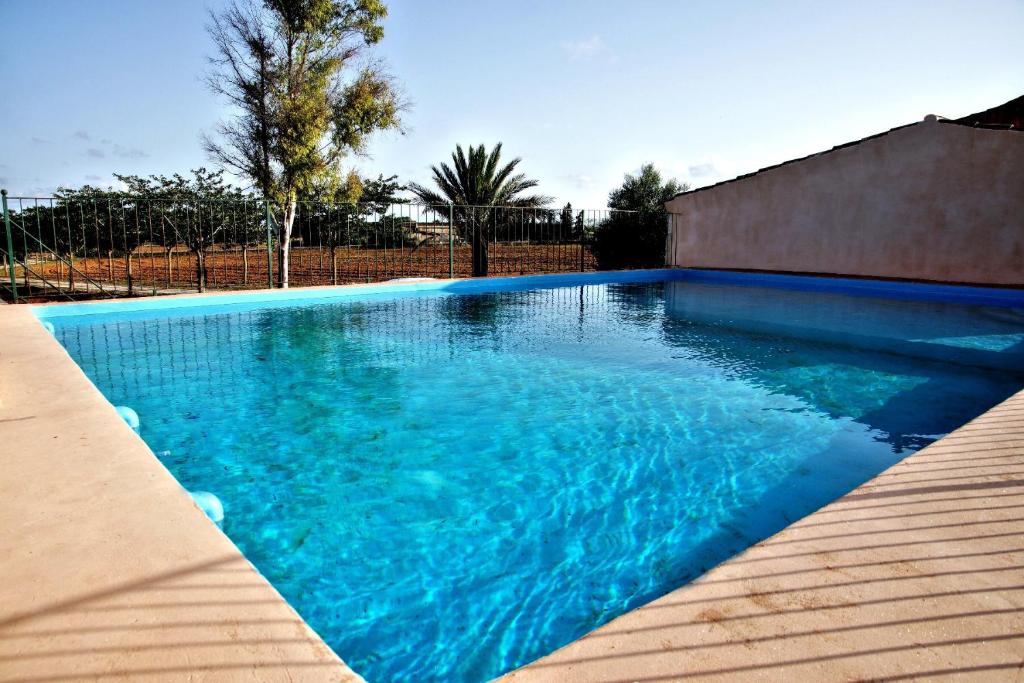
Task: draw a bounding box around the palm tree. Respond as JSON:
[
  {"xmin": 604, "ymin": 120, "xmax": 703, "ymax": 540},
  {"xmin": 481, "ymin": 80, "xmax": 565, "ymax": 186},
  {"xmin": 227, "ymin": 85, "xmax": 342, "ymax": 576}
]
[{"xmin": 408, "ymin": 143, "xmax": 551, "ymax": 276}]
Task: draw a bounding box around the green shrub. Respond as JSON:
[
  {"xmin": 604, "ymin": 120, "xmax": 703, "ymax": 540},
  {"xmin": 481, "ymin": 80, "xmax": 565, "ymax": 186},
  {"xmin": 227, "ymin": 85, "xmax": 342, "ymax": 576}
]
[{"xmin": 591, "ymin": 211, "xmax": 666, "ymax": 270}]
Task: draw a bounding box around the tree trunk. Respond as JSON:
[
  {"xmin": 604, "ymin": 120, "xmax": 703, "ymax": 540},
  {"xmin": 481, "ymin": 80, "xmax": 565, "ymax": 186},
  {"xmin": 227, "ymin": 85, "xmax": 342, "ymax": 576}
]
[
  {"xmin": 196, "ymin": 250, "xmax": 207, "ymax": 293},
  {"xmin": 471, "ymin": 221, "xmax": 488, "ymax": 277},
  {"xmin": 331, "ymin": 246, "xmax": 338, "ymax": 285},
  {"xmin": 277, "ymin": 198, "xmax": 297, "ymax": 288},
  {"xmin": 125, "ymin": 249, "xmax": 133, "ymax": 295},
  {"xmin": 242, "ymin": 245, "xmax": 249, "ymax": 285},
  {"xmin": 165, "ymin": 249, "xmax": 173, "ymax": 288}
]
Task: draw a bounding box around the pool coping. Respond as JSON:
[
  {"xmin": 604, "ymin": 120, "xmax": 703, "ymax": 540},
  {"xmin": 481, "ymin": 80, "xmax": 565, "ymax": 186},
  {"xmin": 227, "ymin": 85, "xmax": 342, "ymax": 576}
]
[{"xmin": 3, "ymin": 269, "xmax": 1024, "ymax": 681}]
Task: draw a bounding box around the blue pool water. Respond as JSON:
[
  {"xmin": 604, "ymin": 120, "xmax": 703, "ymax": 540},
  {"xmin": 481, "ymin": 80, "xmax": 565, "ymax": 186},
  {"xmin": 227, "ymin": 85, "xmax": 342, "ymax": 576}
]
[{"xmin": 45, "ymin": 273, "xmax": 1024, "ymax": 682}]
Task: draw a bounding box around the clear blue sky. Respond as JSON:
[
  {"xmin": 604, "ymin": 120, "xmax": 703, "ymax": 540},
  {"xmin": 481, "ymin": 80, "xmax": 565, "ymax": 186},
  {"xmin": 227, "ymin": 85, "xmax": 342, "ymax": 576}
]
[{"xmin": 1, "ymin": 0, "xmax": 1021, "ymax": 207}]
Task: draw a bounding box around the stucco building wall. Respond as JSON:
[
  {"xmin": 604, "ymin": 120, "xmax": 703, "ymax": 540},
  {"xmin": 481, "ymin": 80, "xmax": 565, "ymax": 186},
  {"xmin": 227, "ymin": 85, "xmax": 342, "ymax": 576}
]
[{"xmin": 665, "ymin": 120, "xmax": 1024, "ymax": 286}]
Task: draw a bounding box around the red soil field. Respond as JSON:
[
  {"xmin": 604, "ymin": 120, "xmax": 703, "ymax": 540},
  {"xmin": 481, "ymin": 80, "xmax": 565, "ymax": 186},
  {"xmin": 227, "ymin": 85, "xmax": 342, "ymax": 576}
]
[{"xmin": 35, "ymin": 243, "xmax": 598, "ymax": 294}]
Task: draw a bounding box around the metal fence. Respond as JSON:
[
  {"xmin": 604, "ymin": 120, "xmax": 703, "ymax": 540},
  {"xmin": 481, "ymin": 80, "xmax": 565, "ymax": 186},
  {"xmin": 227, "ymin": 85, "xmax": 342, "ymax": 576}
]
[{"xmin": 0, "ymin": 191, "xmax": 651, "ymax": 302}]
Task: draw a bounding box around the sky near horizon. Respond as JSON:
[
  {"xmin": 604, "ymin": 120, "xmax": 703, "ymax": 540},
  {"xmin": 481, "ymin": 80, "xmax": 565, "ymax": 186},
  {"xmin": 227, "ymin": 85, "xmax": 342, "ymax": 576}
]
[{"xmin": 1, "ymin": 0, "xmax": 1021, "ymax": 208}]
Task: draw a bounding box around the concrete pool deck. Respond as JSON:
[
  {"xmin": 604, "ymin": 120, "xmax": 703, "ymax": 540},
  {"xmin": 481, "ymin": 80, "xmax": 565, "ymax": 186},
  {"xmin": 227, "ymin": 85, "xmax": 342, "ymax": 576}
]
[{"xmin": 2, "ymin": 277, "xmax": 1023, "ymax": 681}]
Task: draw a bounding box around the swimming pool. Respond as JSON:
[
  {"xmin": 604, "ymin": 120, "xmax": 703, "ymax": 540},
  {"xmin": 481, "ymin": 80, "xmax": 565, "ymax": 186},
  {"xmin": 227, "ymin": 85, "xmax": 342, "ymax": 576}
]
[{"xmin": 40, "ymin": 270, "xmax": 1024, "ymax": 682}]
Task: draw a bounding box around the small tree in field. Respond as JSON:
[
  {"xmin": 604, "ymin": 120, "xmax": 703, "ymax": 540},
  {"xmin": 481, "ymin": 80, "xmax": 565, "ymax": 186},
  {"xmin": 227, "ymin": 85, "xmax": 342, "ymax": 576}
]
[
  {"xmin": 592, "ymin": 164, "xmax": 689, "ymax": 270},
  {"xmin": 305, "ymin": 170, "xmax": 362, "ymax": 284},
  {"xmin": 53, "ymin": 184, "xmax": 147, "ymax": 294},
  {"xmin": 359, "ymin": 173, "xmax": 405, "ymax": 214},
  {"xmin": 408, "ymin": 143, "xmax": 551, "ymax": 276},
  {"xmin": 115, "ymin": 169, "xmax": 247, "ymax": 292},
  {"xmin": 204, "ymin": 0, "xmax": 405, "ymax": 288},
  {"xmin": 156, "ymin": 170, "xmax": 249, "ymax": 292}
]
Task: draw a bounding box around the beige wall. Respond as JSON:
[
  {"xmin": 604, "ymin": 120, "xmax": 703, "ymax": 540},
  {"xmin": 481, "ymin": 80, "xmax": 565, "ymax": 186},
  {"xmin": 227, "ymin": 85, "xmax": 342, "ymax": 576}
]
[{"xmin": 665, "ymin": 120, "xmax": 1024, "ymax": 286}]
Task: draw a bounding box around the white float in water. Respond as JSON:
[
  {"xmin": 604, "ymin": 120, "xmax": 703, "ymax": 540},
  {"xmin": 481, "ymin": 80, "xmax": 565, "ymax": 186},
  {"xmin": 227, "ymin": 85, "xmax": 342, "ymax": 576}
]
[
  {"xmin": 41, "ymin": 321, "xmax": 55, "ymax": 335},
  {"xmin": 114, "ymin": 405, "xmax": 140, "ymax": 433},
  {"xmin": 189, "ymin": 491, "xmax": 225, "ymax": 527}
]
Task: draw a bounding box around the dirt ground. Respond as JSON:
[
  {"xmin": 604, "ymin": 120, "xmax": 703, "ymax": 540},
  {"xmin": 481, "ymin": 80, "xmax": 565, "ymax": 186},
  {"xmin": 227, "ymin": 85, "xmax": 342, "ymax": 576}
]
[{"xmin": 35, "ymin": 243, "xmax": 598, "ymax": 294}]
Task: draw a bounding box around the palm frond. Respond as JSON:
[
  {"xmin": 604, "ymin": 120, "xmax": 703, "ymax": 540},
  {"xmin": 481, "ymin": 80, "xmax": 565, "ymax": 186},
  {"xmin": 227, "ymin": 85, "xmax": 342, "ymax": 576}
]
[{"xmin": 414, "ymin": 142, "xmax": 547, "ymax": 209}]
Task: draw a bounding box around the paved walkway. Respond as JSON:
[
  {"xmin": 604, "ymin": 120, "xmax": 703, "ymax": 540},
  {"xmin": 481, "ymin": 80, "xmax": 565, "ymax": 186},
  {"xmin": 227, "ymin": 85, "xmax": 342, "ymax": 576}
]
[{"xmin": 503, "ymin": 390, "xmax": 1024, "ymax": 682}]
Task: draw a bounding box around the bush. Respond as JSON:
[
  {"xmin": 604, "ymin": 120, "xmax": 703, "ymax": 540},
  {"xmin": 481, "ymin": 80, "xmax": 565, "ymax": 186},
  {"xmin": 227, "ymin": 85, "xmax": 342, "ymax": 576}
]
[{"xmin": 591, "ymin": 211, "xmax": 667, "ymax": 270}]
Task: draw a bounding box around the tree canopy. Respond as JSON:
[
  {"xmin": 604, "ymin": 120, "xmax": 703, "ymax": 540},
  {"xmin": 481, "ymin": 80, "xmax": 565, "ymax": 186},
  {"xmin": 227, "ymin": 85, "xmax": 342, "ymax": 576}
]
[
  {"xmin": 607, "ymin": 163, "xmax": 687, "ymax": 213},
  {"xmin": 408, "ymin": 143, "xmax": 550, "ymax": 209},
  {"xmin": 360, "ymin": 173, "xmax": 406, "ymax": 215},
  {"xmin": 591, "ymin": 163, "xmax": 688, "ymax": 270},
  {"xmin": 203, "ymin": 0, "xmax": 405, "ymax": 286}
]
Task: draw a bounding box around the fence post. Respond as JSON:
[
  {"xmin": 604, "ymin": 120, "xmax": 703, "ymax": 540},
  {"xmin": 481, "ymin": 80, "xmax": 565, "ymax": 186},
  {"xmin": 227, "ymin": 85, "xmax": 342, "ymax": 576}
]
[
  {"xmin": 665, "ymin": 211, "xmax": 674, "ymax": 268},
  {"xmin": 264, "ymin": 199, "xmax": 274, "ymax": 289},
  {"xmin": 579, "ymin": 210, "xmax": 585, "ymax": 272},
  {"xmin": 447, "ymin": 202, "xmax": 454, "ymax": 279},
  {"xmin": 2, "ymin": 190, "xmax": 17, "ymax": 302}
]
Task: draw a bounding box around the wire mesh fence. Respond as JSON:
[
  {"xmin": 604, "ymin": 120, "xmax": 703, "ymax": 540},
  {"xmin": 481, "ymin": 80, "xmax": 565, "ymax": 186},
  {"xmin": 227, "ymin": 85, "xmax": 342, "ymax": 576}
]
[{"xmin": 0, "ymin": 192, "xmax": 654, "ymax": 302}]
